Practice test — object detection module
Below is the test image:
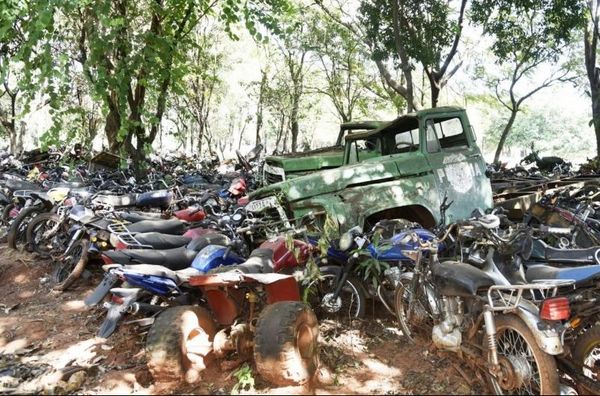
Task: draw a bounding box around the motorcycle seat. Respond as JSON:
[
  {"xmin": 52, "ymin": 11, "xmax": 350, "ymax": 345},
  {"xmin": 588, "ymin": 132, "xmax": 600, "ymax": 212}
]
[
  {"xmin": 93, "ymin": 194, "xmax": 138, "ymax": 208},
  {"xmin": 135, "ymin": 190, "xmax": 173, "ymax": 208},
  {"xmin": 526, "ymin": 264, "xmax": 600, "ymax": 286},
  {"xmin": 186, "ymin": 233, "xmax": 230, "ymax": 251},
  {"xmin": 133, "ymin": 232, "xmax": 192, "ymax": 249},
  {"xmin": 209, "ymin": 249, "xmax": 274, "ymax": 275},
  {"xmin": 119, "ymin": 211, "xmax": 164, "ymax": 223},
  {"xmin": 5, "ymin": 179, "xmax": 39, "ymax": 191},
  {"xmin": 104, "ymin": 246, "xmax": 198, "ymax": 270},
  {"xmin": 126, "ymin": 218, "xmax": 186, "ymax": 235},
  {"xmin": 432, "ymin": 261, "xmax": 496, "ymax": 297},
  {"xmin": 543, "ymin": 243, "xmax": 599, "ymax": 264},
  {"xmin": 122, "ymin": 264, "xmax": 201, "ymax": 284},
  {"xmin": 52, "ymin": 181, "xmax": 87, "ymax": 189}
]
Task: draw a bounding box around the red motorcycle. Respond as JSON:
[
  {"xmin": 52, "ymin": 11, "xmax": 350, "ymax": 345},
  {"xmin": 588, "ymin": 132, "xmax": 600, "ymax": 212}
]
[{"xmin": 144, "ymin": 235, "xmax": 319, "ymax": 386}]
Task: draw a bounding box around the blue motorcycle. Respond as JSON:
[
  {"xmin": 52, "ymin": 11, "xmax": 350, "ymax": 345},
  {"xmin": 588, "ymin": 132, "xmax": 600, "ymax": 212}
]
[
  {"xmin": 311, "ymin": 220, "xmax": 442, "ymax": 319},
  {"xmin": 85, "ymin": 234, "xmax": 246, "ymax": 338}
]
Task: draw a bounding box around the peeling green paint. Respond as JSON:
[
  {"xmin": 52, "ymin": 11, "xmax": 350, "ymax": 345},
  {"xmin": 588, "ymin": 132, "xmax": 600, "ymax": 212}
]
[{"xmin": 250, "ymin": 107, "xmax": 493, "ymax": 231}]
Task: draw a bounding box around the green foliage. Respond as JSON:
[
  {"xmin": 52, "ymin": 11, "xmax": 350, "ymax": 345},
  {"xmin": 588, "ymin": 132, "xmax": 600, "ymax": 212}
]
[
  {"xmin": 484, "ymin": 105, "xmax": 594, "ymax": 158},
  {"xmin": 471, "ymin": 0, "xmax": 586, "ymax": 63},
  {"xmin": 352, "ymin": 232, "xmax": 390, "ymax": 289},
  {"xmin": 360, "ymin": 0, "xmax": 460, "ymax": 65},
  {"xmin": 3, "ymin": 0, "xmax": 291, "ymax": 167},
  {"xmin": 231, "ymin": 363, "xmax": 255, "ymax": 394}
]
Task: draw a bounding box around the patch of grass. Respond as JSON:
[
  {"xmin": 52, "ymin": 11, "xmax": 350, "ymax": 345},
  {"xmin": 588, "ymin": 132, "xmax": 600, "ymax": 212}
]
[{"xmin": 231, "ymin": 363, "xmax": 254, "ymax": 394}]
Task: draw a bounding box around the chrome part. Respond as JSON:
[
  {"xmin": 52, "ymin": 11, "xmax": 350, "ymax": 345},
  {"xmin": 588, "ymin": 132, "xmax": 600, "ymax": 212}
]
[
  {"xmin": 432, "ymin": 297, "xmax": 463, "ymax": 352},
  {"xmin": 483, "ymin": 308, "xmax": 498, "ymax": 366}
]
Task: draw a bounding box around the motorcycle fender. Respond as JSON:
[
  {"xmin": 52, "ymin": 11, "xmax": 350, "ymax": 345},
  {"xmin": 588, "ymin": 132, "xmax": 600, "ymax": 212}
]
[
  {"xmin": 97, "ymin": 304, "xmax": 126, "ymax": 339},
  {"xmin": 514, "ymin": 299, "xmax": 564, "ymax": 355},
  {"xmin": 97, "ymin": 289, "xmax": 141, "ymax": 338},
  {"xmin": 84, "ymin": 271, "xmax": 120, "ymax": 307}
]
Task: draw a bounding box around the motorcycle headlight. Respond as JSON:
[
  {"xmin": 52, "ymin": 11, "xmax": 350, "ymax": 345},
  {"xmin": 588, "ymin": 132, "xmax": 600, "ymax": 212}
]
[{"xmin": 339, "ymin": 232, "xmax": 354, "ymax": 251}]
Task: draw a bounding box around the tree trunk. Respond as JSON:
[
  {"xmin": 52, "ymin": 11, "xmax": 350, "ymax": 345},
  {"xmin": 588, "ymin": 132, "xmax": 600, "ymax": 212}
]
[
  {"xmin": 592, "ymin": 86, "xmax": 600, "ymax": 159},
  {"xmin": 290, "ymin": 91, "xmax": 300, "ymax": 153},
  {"xmin": 494, "ymin": 109, "xmax": 518, "ymax": 164},
  {"xmin": 427, "ymin": 71, "xmax": 440, "ymax": 108},
  {"xmin": 8, "ymin": 90, "xmax": 17, "ymax": 155},
  {"xmin": 584, "ymin": 9, "xmax": 600, "ymax": 158},
  {"xmin": 255, "ymin": 70, "xmax": 267, "ymax": 146}
]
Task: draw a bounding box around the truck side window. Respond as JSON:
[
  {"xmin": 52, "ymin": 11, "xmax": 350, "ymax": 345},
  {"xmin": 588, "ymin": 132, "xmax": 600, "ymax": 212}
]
[
  {"xmin": 426, "ymin": 117, "xmax": 468, "ymax": 152},
  {"xmin": 394, "ymin": 129, "xmax": 419, "ymax": 153},
  {"xmin": 426, "ymin": 121, "xmax": 441, "ymax": 153},
  {"xmin": 347, "ymin": 138, "xmax": 381, "ymax": 164}
]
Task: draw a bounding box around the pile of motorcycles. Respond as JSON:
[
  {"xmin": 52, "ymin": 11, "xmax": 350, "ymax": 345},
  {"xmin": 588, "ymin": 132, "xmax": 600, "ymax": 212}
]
[{"xmin": 1, "ymin": 146, "xmax": 599, "ymax": 395}]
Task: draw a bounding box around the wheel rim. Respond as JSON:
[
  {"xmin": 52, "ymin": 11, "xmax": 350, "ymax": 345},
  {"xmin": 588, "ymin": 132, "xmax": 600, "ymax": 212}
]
[
  {"xmin": 315, "ymin": 273, "xmax": 361, "ymax": 319},
  {"xmin": 56, "ymin": 244, "xmax": 83, "ymax": 282},
  {"xmin": 582, "ymin": 343, "xmax": 600, "ymax": 381},
  {"xmin": 495, "ymin": 326, "xmax": 542, "ymax": 394},
  {"xmin": 296, "ymin": 322, "xmax": 315, "ymax": 360},
  {"xmin": 33, "ymin": 218, "xmax": 60, "ymax": 254},
  {"xmin": 395, "ymin": 276, "xmax": 414, "ymax": 340},
  {"xmin": 16, "ymin": 214, "xmax": 37, "ymax": 250}
]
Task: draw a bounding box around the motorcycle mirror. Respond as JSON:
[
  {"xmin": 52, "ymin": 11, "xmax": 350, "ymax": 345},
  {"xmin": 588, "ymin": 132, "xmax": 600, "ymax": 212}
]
[{"xmin": 520, "ymin": 235, "xmax": 533, "ymax": 261}]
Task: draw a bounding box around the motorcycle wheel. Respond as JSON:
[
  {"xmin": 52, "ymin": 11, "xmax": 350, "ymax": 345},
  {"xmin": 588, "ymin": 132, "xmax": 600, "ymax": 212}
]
[
  {"xmin": 571, "ymin": 323, "xmax": 600, "ymax": 394},
  {"xmin": 146, "ymin": 305, "xmax": 217, "ymax": 384},
  {"xmin": 0, "ymin": 203, "xmax": 15, "ymax": 241},
  {"xmin": 308, "ymin": 266, "xmax": 366, "ymax": 319},
  {"xmin": 487, "ymin": 314, "xmax": 559, "ymax": 395},
  {"xmin": 254, "ymin": 301, "xmax": 319, "ymax": 386},
  {"xmin": 26, "ymin": 212, "xmax": 63, "ymax": 258},
  {"xmin": 7, "ymin": 205, "xmax": 43, "ymax": 251},
  {"xmin": 52, "ymin": 239, "xmax": 89, "ymax": 291}
]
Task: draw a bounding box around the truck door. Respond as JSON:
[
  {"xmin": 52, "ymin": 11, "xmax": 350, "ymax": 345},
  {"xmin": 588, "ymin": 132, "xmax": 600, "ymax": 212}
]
[{"xmin": 423, "ymin": 114, "xmax": 492, "ymax": 222}]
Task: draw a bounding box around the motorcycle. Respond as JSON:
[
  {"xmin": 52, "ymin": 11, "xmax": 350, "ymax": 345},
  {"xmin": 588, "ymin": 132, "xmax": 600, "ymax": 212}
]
[{"xmin": 395, "ymin": 213, "xmax": 574, "ymax": 394}]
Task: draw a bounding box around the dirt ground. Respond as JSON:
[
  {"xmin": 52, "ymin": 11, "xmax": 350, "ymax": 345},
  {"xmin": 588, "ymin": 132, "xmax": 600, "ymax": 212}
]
[{"xmin": 0, "ymin": 246, "xmax": 485, "ymax": 395}]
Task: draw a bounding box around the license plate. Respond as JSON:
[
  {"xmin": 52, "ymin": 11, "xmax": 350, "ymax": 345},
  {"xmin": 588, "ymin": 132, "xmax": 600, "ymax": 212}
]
[{"xmin": 246, "ymin": 196, "xmax": 279, "ymax": 213}]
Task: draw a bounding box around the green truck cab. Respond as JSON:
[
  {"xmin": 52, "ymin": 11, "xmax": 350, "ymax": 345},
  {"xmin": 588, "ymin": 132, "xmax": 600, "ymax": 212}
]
[
  {"xmin": 262, "ymin": 121, "xmax": 384, "ymax": 185},
  {"xmin": 248, "ymin": 106, "xmax": 493, "ymax": 232}
]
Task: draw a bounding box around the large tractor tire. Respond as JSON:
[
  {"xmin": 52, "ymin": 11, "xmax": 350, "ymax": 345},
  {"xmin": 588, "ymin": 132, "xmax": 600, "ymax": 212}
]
[
  {"xmin": 254, "ymin": 301, "xmax": 319, "ymax": 386},
  {"xmin": 146, "ymin": 306, "xmax": 217, "ymax": 384}
]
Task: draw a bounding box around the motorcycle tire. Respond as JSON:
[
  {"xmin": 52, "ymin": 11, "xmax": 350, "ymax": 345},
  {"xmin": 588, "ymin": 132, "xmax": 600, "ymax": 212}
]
[
  {"xmin": 571, "ymin": 323, "xmax": 600, "ymax": 394},
  {"xmin": 52, "ymin": 238, "xmax": 89, "ymax": 292},
  {"xmin": 146, "ymin": 305, "xmax": 217, "ymax": 384},
  {"xmin": 394, "ymin": 272, "xmax": 431, "ymax": 343},
  {"xmin": 308, "ymin": 265, "xmax": 366, "ymax": 320},
  {"xmin": 254, "ymin": 301, "xmax": 319, "ymax": 386},
  {"xmin": 26, "ymin": 212, "xmax": 62, "ymax": 258},
  {"xmin": 7, "ymin": 205, "xmax": 44, "ymax": 251},
  {"xmin": 1, "ymin": 203, "xmax": 15, "ymax": 224},
  {"xmin": 487, "ymin": 314, "xmax": 559, "ymax": 395}
]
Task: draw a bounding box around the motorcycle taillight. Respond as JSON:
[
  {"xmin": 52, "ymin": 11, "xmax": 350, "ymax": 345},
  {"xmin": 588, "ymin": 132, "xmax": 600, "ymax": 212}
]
[
  {"xmin": 540, "ymin": 297, "xmax": 570, "ymax": 321},
  {"xmin": 111, "ymin": 295, "xmax": 124, "ymax": 305}
]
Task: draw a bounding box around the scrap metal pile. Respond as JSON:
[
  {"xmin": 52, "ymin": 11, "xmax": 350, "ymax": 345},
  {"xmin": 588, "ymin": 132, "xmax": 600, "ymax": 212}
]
[{"xmin": 1, "ymin": 108, "xmax": 600, "ymax": 394}]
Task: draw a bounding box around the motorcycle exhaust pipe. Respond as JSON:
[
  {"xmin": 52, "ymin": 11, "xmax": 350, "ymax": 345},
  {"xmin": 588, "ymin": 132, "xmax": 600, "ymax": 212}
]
[
  {"xmin": 483, "ymin": 308, "xmax": 499, "ymax": 366},
  {"xmin": 127, "ymin": 302, "xmax": 163, "ymax": 315}
]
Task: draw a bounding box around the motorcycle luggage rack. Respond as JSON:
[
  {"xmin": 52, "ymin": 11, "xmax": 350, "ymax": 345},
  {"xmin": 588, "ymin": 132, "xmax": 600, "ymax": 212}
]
[
  {"xmin": 487, "ymin": 280, "xmax": 575, "ymax": 312},
  {"xmin": 56, "ymin": 205, "xmax": 71, "ymax": 217},
  {"xmin": 12, "ymin": 189, "xmax": 35, "ymax": 198},
  {"xmin": 107, "ymin": 222, "xmax": 130, "ymax": 234},
  {"xmin": 116, "ymin": 233, "xmax": 153, "ymax": 250}
]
